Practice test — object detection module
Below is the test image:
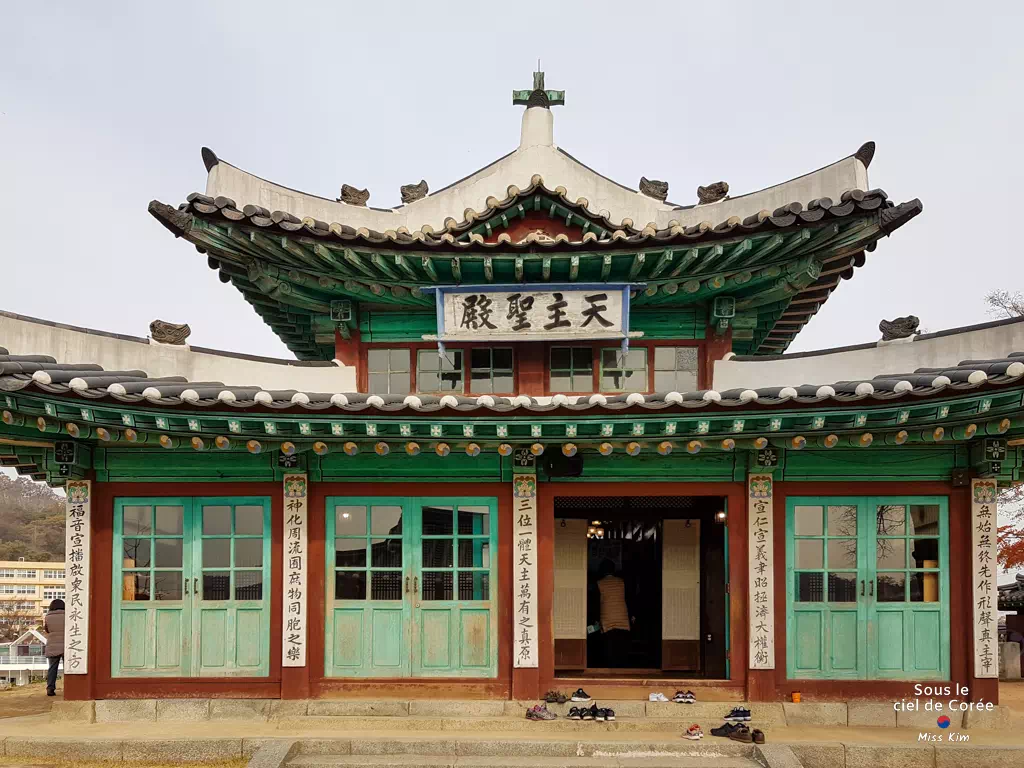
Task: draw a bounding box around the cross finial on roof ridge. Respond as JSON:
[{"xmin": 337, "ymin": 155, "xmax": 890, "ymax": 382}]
[{"xmin": 512, "ymin": 67, "xmax": 565, "ymax": 110}]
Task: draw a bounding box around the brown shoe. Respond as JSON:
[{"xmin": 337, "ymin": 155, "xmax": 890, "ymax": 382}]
[
  {"xmin": 752, "ymin": 729, "xmax": 765, "ymax": 744},
  {"xmin": 728, "ymin": 725, "xmax": 753, "ymax": 743}
]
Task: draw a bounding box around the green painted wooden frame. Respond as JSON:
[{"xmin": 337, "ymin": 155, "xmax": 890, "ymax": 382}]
[
  {"xmin": 111, "ymin": 496, "xmax": 272, "ymax": 678},
  {"xmin": 324, "ymin": 496, "xmax": 499, "ymax": 679},
  {"xmin": 785, "ymin": 496, "xmax": 950, "ymax": 681}
]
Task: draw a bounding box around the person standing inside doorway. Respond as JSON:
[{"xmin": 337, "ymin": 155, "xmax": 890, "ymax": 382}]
[
  {"xmin": 597, "ymin": 559, "xmax": 631, "ymax": 666},
  {"xmin": 43, "ymin": 599, "xmax": 65, "ymax": 697}
]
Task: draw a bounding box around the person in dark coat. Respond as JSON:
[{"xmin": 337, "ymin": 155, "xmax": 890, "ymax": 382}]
[{"xmin": 42, "ymin": 599, "xmax": 65, "ymax": 696}]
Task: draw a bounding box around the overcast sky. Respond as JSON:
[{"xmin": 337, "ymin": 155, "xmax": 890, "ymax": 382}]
[
  {"xmin": 3, "ymin": 1, "xmax": 1022, "ymax": 357},
  {"xmin": 1, "ymin": 2, "xmax": 1023, "ymax": 569}
]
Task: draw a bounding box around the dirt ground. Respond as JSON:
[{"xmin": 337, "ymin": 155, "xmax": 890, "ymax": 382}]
[{"xmin": 0, "ymin": 681, "xmax": 61, "ymax": 719}]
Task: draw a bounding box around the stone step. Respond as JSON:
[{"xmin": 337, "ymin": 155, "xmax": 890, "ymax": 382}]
[
  {"xmin": 293, "ymin": 737, "xmax": 758, "ymax": 759},
  {"xmin": 288, "ymin": 757, "xmax": 760, "ymax": 768},
  {"xmin": 278, "ymin": 717, "xmax": 779, "ymax": 733}
]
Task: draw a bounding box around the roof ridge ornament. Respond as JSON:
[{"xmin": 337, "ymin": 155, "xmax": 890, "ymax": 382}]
[
  {"xmin": 512, "ymin": 68, "xmax": 565, "ymax": 110},
  {"xmin": 339, "ymin": 184, "xmax": 369, "ymax": 207},
  {"xmin": 400, "ymin": 179, "xmax": 429, "ymax": 204},
  {"xmin": 855, "ymin": 141, "xmax": 876, "ymax": 168},
  {"xmin": 697, "ymin": 181, "xmax": 729, "ymax": 205},
  {"xmin": 639, "ymin": 177, "xmax": 669, "ymax": 202},
  {"xmin": 149, "ymin": 320, "xmax": 191, "ymax": 345}
]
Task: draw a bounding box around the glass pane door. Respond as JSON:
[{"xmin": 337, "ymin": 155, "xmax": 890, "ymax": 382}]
[
  {"xmin": 868, "ymin": 499, "xmax": 948, "ymax": 679},
  {"xmin": 787, "ymin": 501, "xmax": 866, "ymax": 679},
  {"xmin": 412, "ymin": 499, "xmax": 497, "ymax": 678},
  {"xmin": 112, "ymin": 500, "xmax": 190, "ymax": 676},
  {"xmin": 325, "ymin": 499, "xmax": 410, "ymax": 677},
  {"xmin": 193, "ymin": 499, "xmax": 271, "ymax": 677}
]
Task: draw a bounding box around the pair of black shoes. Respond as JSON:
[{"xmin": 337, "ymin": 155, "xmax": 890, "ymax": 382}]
[
  {"xmin": 567, "ymin": 704, "xmax": 616, "ymax": 721},
  {"xmin": 710, "ymin": 721, "xmax": 765, "ymax": 743}
]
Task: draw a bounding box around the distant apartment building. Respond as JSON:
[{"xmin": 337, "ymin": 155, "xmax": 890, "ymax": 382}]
[{"xmin": 0, "ymin": 560, "xmax": 66, "ymax": 620}]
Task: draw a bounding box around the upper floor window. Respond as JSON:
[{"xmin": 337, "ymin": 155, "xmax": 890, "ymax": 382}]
[
  {"xmin": 417, "ymin": 350, "xmax": 464, "ymax": 393},
  {"xmin": 0, "ymin": 569, "xmax": 14, "ymax": 579},
  {"xmin": 654, "ymin": 346, "xmax": 699, "ymax": 392},
  {"xmin": 43, "ymin": 570, "xmax": 64, "ymax": 580},
  {"xmin": 15, "ymin": 570, "xmax": 35, "ymax": 580},
  {"xmin": 15, "ymin": 585, "xmax": 35, "ymax": 595},
  {"xmin": 43, "ymin": 589, "xmax": 65, "ymax": 601},
  {"xmin": 550, "ymin": 347, "xmax": 594, "ymax": 393},
  {"xmin": 470, "ymin": 348, "xmax": 514, "ymax": 394},
  {"xmin": 600, "ymin": 348, "xmax": 648, "ymax": 392},
  {"xmin": 0, "ymin": 585, "xmax": 15, "ymax": 594},
  {"xmin": 367, "ymin": 349, "xmax": 411, "ymax": 395}
]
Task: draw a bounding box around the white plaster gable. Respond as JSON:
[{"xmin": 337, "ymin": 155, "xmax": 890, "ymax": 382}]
[{"xmin": 205, "ymin": 106, "xmax": 869, "ymax": 236}]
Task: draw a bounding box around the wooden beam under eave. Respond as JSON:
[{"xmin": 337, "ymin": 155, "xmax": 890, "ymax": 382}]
[
  {"xmin": 668, "ymin": 248, "xmax": 701, "ymax": 278},
  {"xmin": 450, "ymin": 257, "xmax": 462, "ymax": 282},
  {"xmin": 690, "ymin": 244, "xmax": 724, "ymax": 273},
  {"xmin": 647, "ymin": 250, "xmax": 674, "ymax": 279},
  {"xmin": 738, "ymin": 233, "xmax": 785, "ymax": 268},
  {"xmin": 421, "ymin": 257, "xmax": 439, "ymax": 282},
  {"xmin": 542, "ymin": 256, "xmax": 552, "ymax": 280},
  {"xmin": 370, "ymin": 253, "xmax": 401, "ymax": 281},
  {"xmin": 281, "ymin": 237, "xmax": 329, "ymax": 271},
  {"xmin": 515, "ymin": 256, "xmax": 524, "ymax": 282},
  {"xmin": 713, "ymin": 240, "xmax": 752, "ymax": 271},
  {"xmin": 600, "ymin": 254, "xmax": 612, "ymax": 280},
  {"xmin": 344, "ymin": 248, "xmax": 379, "ymax": 279},
  {"xmin": 569, "ymin": 255, "xmax": 579, "ymax": 281},
  {"xmin": 627, "ymin": 253, "xmax": 646, "ymax": 280},
  {"xmin": 484, "ymin": 256, "xmax": 494, "ymax": 282},
  {"xmin": 311, "ymin": 243, "xmax": 356, "ymax": 277},
  {"xmin": 248, "ymin": 231, "xmax": 305, "ymax": 269},
  {"xmin": 394, "ymin": 254, "xmax": 420, "ymax": 280}
]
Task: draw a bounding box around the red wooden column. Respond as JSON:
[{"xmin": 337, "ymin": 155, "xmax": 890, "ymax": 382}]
[{"xmin": 701, "ymin": 327, "xmax": 733, "ymax": 390}]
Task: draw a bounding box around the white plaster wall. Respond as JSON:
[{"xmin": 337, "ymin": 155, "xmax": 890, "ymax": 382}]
[
  {"xmin": 713, "ymin": 320, "xmax": 1024, "ymax": 391},
  {"xmin": 205, "ymin": 108, "xmax": 867, "ymax": 234},
  {"xmin": 0, "ymin": 314, "xmax": 356, "ymax": 393}
]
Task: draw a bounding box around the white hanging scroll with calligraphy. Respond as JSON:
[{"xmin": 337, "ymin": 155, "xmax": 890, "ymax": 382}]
[
  {"xmin": 971, "ymin": 479, "xmax": 999, "ymax": 678},
  {"xmin": 427, "ymin": 284, "xmax": 635, "ymax": 343},
  {"xmin": 64, "ymin": 480, "xmax": 91, "ymax": 674},
  {"xmin": 513, "ymin": 449, "xmax": 539, "ymax": 668},
  {"xmin": 748, "ymin": 473, "xmax": 775, "ymax": 670},
  {"xmin": 282, "ymin": 474, "xmax": 308, "ymax": 667}
]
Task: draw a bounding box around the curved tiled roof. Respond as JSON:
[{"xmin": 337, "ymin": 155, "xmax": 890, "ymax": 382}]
[
  {"xmin": 151, "ymin": 185, "xmax": 920, "ymax": 254},
  {"xmin": 2, "ymin": 346, "xmax": 1021, "ymax": 414}
]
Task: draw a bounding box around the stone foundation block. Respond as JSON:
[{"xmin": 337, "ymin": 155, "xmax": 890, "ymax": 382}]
[
  {"xmin": 962, "ymin": 705, "xmax": 1012, "ymax": 730},
  {"xmin": 789, "ymin": 741, "xmax": 846, "ymax": 768},
  {"xmin": 297, "ymin": 739, "xmax": 354, "ymax": 755},
  {"xmin": 936, "ymin": 745, "xmax": 1024, "ymax": 767},
  {"xmin": 269, "ymin": 700, "xmax": 310, "ymax": 719},
  {"xmin": 308, "ymin": 700, "xmax": 409, "ymax": 717},
  {"xmin": 246, "ymin": 740, "xmax": 297, "ymax": 768},
  {"xmin": 897, "ymin": 706, "xmax": 963, "ymax": 729},
  {"xmin": 847, "ymin": 702, "xmax": 897, "ymax": 727},
  {"xmin": 48, "ymin": 700, "xmax": 95, "ymax": 723},
  {"xmin": 410, "ymin": 700, "xmax": 505, "ymax": 717},
  {"xmin": 454, "ymin": 739, "xmax": 578, "ymax": 757},
  {"xmin": 783, "ymin": 702, "xmax": 848, "ymax": 726},
  {"xmin": 123, "ymin": 738, "xmax": 243, "ymax": 762},
  {"xmin": 846, "ymin": 744, "xmax": 935, "ymax": 768},
  {"xmin": 5, "ymin": 737, "xmax": 123, "ymax": 761},
  {"xmin": 156, "ymin": 698, "xmax": 210, "ymax": 721},
  {"xmin": 756, "ymin": 744, "xmax": 803, "ymax": 768},
  {"xmin": 95, "ymin": 698, "xmax": 157, "ymax": 722},
  {"xmin": 212, "ymin": 698, "xmax": 272, "ymax": 720}
]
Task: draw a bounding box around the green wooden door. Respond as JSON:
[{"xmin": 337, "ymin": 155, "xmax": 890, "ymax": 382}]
[
  {"xmin": 786, "ymin": 496, "xmax": 948, "ymax": 680},
  {"xmin": 413, "ymin": 499, "xmax": 498, "ymax": 678},
  {"xmin": 786, "ymin": 499, "xmax": 867, "ymax": 679},
  {"xmin": 193, "ymin": 499, "xmax": 272, "ymax": 677},
  {"xmin": 112, "ymin": 499, "xmax": 192, "ymax": 677},
  {"xmin": 112, "ymin": 497, "xmax": 270, "ymax": 678},
  {"xmin": 325, "ymin": 498, "xmax": 410, "ymax": 677},
  {"xmin": 867, "ymin": 498, "xmax": 949, "ymax": 680},
  {"xmin": 325, "ymin": 497, "xmax": 498, "ymax": 678}
]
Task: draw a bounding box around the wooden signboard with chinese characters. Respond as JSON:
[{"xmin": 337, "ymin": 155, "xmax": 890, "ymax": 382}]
[
  {"xmin": 512, "ymin": 449, "xmax": 539, "ymax": 668},
  {"xmin": 971, "ymin": 478, "xmax": 999, "ymax": 678},
  {"xmin": 748, "ymin": 473, "xmax": 775, "ymax": 670},
  {"xmin": 64, "ymin": 480, "xmax": 91, "ymax": 674},
  {"xmin": 428, "ymin": 284, "xmax": 634, "ymax": 343},
  {"xmin": 282, "ymin": 474, "xmax": 308, "ymax": 667}
]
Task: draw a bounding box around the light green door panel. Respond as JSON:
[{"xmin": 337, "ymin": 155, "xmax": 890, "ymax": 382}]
[
  {"xmin": 111, "ymin": 496, "xmax": 270, "ymax": 678},
  {"xmin": 112, "ymin": 498, "xmax": 192, "ymax": 677},
  {"xmin": 325, "ymin": 496, "xmax": 498, "ymax": 678},
  {"xmin": 786, "ymin": 496, "xmax": 949, "ymax": 681}
]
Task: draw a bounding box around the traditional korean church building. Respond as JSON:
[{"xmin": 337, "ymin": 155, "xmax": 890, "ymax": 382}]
[{"xmin": 1, "ymin": 71, "xmax": 1022, "ymax": 706}]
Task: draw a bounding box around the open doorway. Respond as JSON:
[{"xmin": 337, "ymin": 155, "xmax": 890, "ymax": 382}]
[{"xmin": 553, "ymin": 496, "xmax": 728, "ymax": 679}]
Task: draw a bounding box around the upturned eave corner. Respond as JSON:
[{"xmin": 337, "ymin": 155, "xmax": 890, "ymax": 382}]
[{"xmin": 879, "ymin": 198, "xmax": 924, "ymax": 236}]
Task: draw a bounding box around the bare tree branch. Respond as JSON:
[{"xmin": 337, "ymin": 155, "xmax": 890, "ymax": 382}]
[{"xmin": 985, "ymin": 289, "xmax": 1024, "ymax": 319}]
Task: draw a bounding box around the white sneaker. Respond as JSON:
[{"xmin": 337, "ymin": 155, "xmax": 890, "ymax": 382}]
[{"xmin": 649, "ymin": 692, "xmax": 670, "ymax": 702}]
